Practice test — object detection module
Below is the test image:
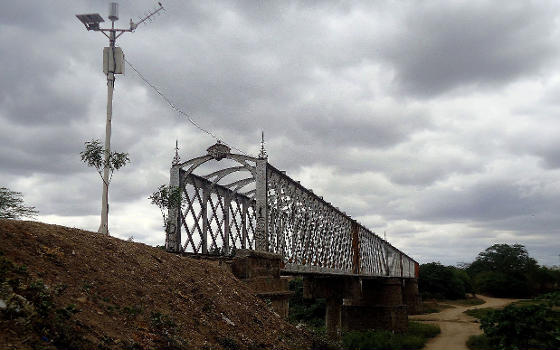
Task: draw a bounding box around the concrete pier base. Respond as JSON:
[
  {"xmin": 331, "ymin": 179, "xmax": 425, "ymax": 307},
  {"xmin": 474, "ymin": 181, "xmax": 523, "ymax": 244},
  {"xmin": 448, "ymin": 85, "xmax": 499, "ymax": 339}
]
[
  {"xmin": 403, "ymin": 278, "xmax": 422, "ymax": 315},
  {"xmin": 229, "ymin": 249, "xmax": 292, "ymax": 318},
  {"xmin": 342, "ymin": 278, "xmax": 408, "ymax": 333},
  {"xmin": 303, "ymin": 276, "xmax": 347, "ymax": 339},
  {"xmin": 342, "ymin": 304, "xmax": 408, "ymax": 332}
]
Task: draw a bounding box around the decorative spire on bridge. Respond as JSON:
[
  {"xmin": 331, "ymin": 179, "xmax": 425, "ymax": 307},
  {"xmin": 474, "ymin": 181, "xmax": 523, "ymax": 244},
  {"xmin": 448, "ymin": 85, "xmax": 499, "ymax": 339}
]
[
  {"xmin": 259, "ymin": 131, "xmax": 268, "ymax": 159},
  {"xmin": 172, "ymin": 139, "xmax": 180, "ymax": 165}
]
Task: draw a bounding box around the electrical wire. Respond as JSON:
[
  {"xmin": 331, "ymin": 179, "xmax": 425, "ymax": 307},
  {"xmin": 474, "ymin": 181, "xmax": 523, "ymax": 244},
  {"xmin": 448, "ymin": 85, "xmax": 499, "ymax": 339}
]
[{"xmin": 123, "ymin": 57, "xmax": 249, "ymax": 156}]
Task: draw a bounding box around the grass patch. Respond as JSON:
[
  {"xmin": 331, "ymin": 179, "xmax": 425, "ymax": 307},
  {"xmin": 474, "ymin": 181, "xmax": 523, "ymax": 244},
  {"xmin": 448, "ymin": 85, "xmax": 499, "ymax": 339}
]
[
  {"xmin": 420, "ymin": 301, "xmax": 453, "ymax": 314},
  {"xmin": 447, "ymin": 297, "xmax": 485, "ymax": 306},
  {"xmin": 342, "ymin": 321, "xmax": 440, "ymax": 350},
  {"xmin": 422, "ymin": 296, "xmax": 484, "ymax": 314},
  {"xmin": 466, "ymin": 334, "xmax": 492, "ymax": 350},
  {"xmin": 407, "ymin": 321, "xmax": 441, "ymax": 338},
  {"xmin": 464, "ymin": 307, "xmax": 495, "ymax": 320}
]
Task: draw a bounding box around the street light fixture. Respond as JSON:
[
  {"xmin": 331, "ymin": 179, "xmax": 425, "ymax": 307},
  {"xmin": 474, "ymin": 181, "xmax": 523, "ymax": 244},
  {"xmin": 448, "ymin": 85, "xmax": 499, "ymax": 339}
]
[{"xmin": 76, "ymin": 2, "xmax": 164, "ymax": 235}]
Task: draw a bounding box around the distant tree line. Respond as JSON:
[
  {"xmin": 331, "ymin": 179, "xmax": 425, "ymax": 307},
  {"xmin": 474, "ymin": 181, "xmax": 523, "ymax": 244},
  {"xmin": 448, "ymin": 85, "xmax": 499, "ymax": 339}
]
[{"xmin": 419, "ymin": 244, "xmax": 560, "ymax": 299}]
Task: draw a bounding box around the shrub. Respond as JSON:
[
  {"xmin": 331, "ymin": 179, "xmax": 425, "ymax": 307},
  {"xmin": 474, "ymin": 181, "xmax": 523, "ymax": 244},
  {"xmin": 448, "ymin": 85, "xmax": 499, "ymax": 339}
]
[
  {"xmin": 466, "ymin": 244, "xmax": 546, "ymax": 298},
  {"xmin": 419, "ymin": 262, "xmax": 470, "ymax": 300},
  {"xmin": 466, "ymin": 334, "xmax": 492, "ymax": 350},
  {"xmin": 479, "ymin": 303, "xmax": 560, "ymax": 349},
  {"xmin": 464, "ymin": 307, "xmax": 496, "ymax": 320},
  {"xmin": 288, "ymin": 278, "xmax": 326, "ymax": 328},
  {"xmin": 407, "ymin": 321, "xmax": 440, "ymax": 338}
]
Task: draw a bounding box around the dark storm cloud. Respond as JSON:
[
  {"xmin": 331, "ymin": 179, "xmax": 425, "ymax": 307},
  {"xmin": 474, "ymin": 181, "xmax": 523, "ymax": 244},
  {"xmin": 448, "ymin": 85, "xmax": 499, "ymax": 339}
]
[
  {"xmin": 409, "ymin": 178, "xmax": 559, "ymax": 223},
  {"xmin": 539, "ymin": 147, "xmax": 560, "ymax": 169},
  {"xmin": 2, "ymin": 0, "xmax": 560, "ymax": 266},
  {"xmin": 383, "ymin": 2, "xmax": 560, "ymax": 96}
]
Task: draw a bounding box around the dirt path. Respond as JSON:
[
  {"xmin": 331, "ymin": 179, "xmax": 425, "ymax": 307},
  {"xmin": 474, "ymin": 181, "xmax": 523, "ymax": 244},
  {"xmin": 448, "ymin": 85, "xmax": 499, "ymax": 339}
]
[{"xmin": 409, "ymin": 295, "xmax": 518, "ymax": 350}]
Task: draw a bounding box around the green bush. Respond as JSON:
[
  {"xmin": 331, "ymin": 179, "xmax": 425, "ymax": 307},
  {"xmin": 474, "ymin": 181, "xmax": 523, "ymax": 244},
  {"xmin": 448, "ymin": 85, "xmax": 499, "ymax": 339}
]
[
  {"xmin": 464, "ymin": 307, "xmax": 495, "ymax": 320},
  {"xmin": 466, "ymin": 334, "xmax": 492, "ymax": 350},
  {"xmin": 537, "ymin": 290, "xmax": 560, "ymax": 305},
  {"xmin": 479, "ymin": 303, "xmax": 560, "ymax": 349},
  {"xmin": 466, "ymin": 244, "xmax": 550, "ymax": 298},
  {"xmin": 288, "ymin": 278, "xmax": 326, "ymax": 328},
  {"xmin": 407, "ymin": 321, "xmax": 440, "ymax": 338},
  {"xmin": 419, "ymin": 262, "xmax": 471, "ymax": 299}
]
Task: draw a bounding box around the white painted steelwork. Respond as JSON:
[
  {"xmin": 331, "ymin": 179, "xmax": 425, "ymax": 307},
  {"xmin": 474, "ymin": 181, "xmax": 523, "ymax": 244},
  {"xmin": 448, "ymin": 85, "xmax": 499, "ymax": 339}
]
[{"xmin": 167, "ymin": 142, "xmax": 418, "ymax": 278}]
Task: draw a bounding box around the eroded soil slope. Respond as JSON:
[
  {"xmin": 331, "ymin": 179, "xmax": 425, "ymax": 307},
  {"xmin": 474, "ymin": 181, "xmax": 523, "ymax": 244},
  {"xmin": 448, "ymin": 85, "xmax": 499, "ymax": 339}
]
[{"xmin": 0, "ymin": 219, "xmax": 311, "ymax": 350}]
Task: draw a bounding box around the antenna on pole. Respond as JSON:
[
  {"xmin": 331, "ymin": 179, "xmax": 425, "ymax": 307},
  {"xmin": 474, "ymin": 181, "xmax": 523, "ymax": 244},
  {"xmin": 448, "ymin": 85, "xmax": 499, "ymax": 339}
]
[
  {"xmin": 130, "ymin": 2, "xmax": 165, "ymax": 31},
  {"xmin": 76, "ymin": 2, "xmax": 165, "ymax": 235}
]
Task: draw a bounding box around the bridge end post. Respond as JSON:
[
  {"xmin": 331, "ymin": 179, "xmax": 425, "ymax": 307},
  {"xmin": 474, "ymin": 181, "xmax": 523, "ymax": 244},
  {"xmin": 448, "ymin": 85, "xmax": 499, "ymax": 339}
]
[
  {"xmin": 166, "ymin": 165, "xmax": 182, "ymax": 253},
  {"xmin": 255, "ymin": 158, "xmax": 268, "ymax": 252}
]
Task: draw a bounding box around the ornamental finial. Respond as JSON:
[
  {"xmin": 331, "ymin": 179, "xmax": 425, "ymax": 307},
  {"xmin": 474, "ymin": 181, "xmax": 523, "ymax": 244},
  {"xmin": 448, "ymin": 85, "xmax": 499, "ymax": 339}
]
[
  {"xmin": 172, "ymin": 139, "xmax": 180, "ymax": 165},
  {"xmin": 207, "ymin": 141, "xmax": 231, "ymax": 160},
  {"xmin": 259, "ymin": 130, "xmax": 268, "ymax": 159}
]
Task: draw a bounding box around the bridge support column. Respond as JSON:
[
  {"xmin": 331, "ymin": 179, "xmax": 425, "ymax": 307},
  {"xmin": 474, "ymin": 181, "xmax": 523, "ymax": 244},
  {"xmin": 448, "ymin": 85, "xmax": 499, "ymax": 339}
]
[
  {"xmin": 166, "ymin": 165, "xmax": 182, "ymax": 252},
  {"xmin": 303, "ymin": 277, "xmax": 356, "ymax": 339},
  {"xmin": 229, "ymin": 249, "xmax": 292, "ymax": 318},
  {"xmin": 402, "ymin": 278, "xmax": 422, "ymax": 315},
  {"xmin": 326, "ymin": 296, "xmax": 342, "ymax": 339},
  {"xmin": 342, "ymin": 278, "xmax": 408, "ymax": 332}
]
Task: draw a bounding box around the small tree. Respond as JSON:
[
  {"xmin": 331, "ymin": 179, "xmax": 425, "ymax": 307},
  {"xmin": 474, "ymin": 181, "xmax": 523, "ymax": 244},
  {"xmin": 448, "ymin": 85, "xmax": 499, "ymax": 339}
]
[
  {"xmin": 80, "ymin": 139, "xmax": 130, "ymax": 185},
  {"xmin": 467, "ymin": 244, "xmax": 539, "ymax": 297},
  {"xmin": 0, "ymin": 187, "xmax": 38, "ymax": 219},
  {"xmin": 149, "ymin": 184, "xmax": 182, "ymax": 231},
  {"xmin": 80, "ymin": 139, "xmax": 130, "ymax": 234},
  {"xmin": 419, "ymin": 262, "xmax": 471, "ymax": 300}
]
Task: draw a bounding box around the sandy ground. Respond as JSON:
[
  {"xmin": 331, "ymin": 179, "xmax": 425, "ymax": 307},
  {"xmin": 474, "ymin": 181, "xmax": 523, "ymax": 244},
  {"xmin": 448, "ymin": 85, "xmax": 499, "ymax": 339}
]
[{"xmin": 410, "ymin": 295, "xmax": 518, "ymax": 350}]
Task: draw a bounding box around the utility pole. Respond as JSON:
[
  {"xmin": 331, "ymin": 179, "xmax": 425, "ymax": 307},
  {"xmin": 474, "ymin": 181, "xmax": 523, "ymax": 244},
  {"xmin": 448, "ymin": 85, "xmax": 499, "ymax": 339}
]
[{"xmin": 76, "ymin": 2, "xmax": 164, "ymax": 235}]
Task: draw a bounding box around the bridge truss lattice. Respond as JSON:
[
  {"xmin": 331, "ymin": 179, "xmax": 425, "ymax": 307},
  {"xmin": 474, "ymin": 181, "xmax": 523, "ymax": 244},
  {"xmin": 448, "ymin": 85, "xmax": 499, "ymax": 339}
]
[{"xmin": 166, "ymin": 142, "xmax": 417, "ymax": 278}]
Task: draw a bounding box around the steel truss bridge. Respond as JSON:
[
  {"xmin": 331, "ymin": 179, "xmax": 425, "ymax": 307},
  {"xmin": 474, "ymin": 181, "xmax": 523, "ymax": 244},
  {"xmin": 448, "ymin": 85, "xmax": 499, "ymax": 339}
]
[{"xmin": 166, "ymin": 142, "xmax": 418, "ymax": 278}]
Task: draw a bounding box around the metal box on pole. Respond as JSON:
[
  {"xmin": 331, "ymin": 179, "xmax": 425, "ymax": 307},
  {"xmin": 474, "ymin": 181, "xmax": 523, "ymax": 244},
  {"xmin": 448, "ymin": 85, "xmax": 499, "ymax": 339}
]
[{"xmin": 103, "ymin": 47, "xmax": 125, "ymax": 74}]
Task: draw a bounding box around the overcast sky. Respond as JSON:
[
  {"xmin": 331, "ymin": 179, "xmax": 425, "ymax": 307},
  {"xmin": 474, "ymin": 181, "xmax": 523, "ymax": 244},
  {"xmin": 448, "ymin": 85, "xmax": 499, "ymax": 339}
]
[{"xmin": 2, "ymin": 0, "xmax": 560, "ymax": 266}]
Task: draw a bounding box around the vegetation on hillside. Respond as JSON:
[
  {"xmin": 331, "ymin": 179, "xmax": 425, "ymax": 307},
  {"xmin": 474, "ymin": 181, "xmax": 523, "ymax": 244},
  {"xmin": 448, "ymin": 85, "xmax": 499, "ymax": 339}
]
[
  {"xmin": 0, "ymin": 251, "xmax": 91, "ymax": 349},
  {"xmin": 1, "ymin": 220, "xmax": 311, "ymax": 350}
]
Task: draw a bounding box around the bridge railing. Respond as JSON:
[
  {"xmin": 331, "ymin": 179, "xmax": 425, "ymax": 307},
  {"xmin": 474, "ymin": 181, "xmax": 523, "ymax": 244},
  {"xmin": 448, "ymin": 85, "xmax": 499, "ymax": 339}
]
[
  {"xmin": 177, "ymin": 172, "xmax": 257, "ymax": 253},
  {"xmin": 166, "ymin": 143, "xmax": 417, "ymax": 278},
  {"xmin": 267, "ymin": 165, "xmax": 416, "ymax": 278},
  {"xmin": 267, "ymin": 165, "xmax": 354, "ymax": 274}
]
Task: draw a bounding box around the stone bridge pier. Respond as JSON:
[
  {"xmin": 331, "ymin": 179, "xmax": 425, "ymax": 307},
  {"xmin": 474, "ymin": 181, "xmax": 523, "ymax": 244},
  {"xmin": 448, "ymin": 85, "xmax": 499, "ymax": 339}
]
[{"xmin": 303, "ymin": 276, "xmax": 421, "ymax": 338}]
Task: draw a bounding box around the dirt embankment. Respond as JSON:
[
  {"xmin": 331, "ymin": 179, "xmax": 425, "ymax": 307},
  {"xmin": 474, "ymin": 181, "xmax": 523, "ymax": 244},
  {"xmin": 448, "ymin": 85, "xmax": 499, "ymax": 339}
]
[
  {"xmin": 410, "ymin": 295, "xmax": 518, "ymax": 350},
  {"xmin": 0, "ymin": 219, "xmax": 311, "ymax": 350}
]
